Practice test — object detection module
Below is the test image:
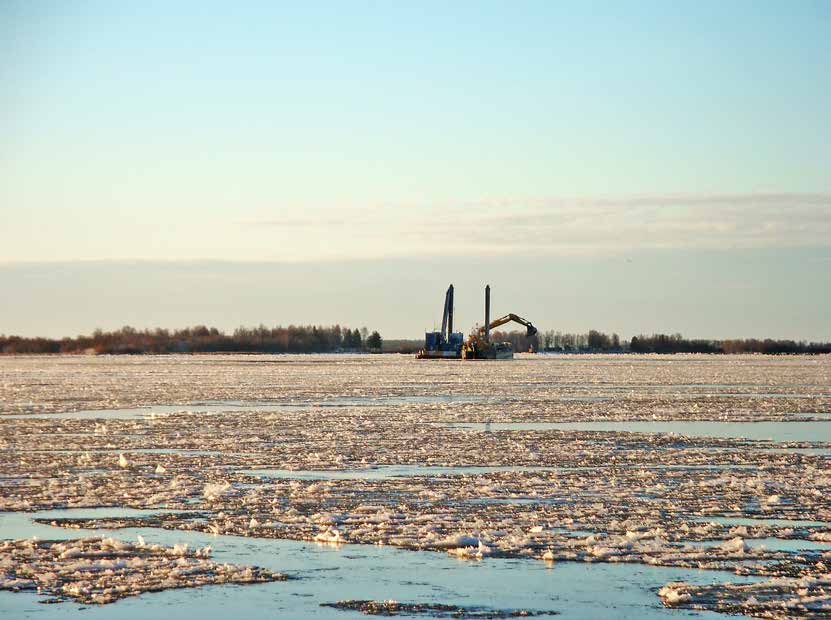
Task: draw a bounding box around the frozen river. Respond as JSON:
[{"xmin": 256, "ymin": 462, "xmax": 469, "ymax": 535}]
[{"xmin": 1, "ymin": 354, "xmax": 829, "ymax": 618}]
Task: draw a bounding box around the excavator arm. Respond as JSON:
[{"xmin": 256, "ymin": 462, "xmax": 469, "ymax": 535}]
[{"xmin": 482, "ymin": 313, "xmax": 538, "ymax": 338}]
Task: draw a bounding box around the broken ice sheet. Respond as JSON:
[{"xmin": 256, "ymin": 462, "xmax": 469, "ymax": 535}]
[
  {"xmin": 2, "ymin": 354, "xmax": 831, "ymax": 617},
  {"xmin": 0, "ymin": 536, "xmax": 286, "ymax": 605},
  {"xmin": 659, "ymin": 575, "xmax": 831, "ymax": 618}
]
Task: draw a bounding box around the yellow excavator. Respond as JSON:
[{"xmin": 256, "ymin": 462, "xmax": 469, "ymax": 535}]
[
  {"xmin": 480, "ymin": 313, "xmax": 538, "ymax": 338},
  {"xmin": 462, "ymin": 286, "xmax": 537, "ymax": 359}
]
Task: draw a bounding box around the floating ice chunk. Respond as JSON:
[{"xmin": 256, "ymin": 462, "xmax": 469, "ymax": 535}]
[
  {"xmin": 314, "ymin": 529, "xmax": 343, "ymax": 544},
  {"xmin": 447, "ymin": 538, "xmax": 492, "ymax": 560},
  {"xmin": 658, "ymin": 583, "xmax": 692, "ymax": 605},
  {"xmin": 101, "ymin": 537, "xmax": 131, "ymax": 551},
  {"xmin": 719, "ymin": 537, "xmax": 748, "ymax": 553},
  {"xmin": 155, "ymin": 464, "xmax": 166, "ymax": 474},
  {"xmin": 588, "ymin": 545, "xmax": 614, "ymax": 558},
  {"xmin": 203, "ymin": 481, "xmax": 231, "ymax": 501},
  {"xmin": 434, "ymin": 534, "xmax": 482, "ymax": 548},
  {"xmin": 195, "ymin": 545, "xmax": 212, "ymax": 558},
  {"xmin": 447, "ymin": 547, "xmax": 474, "ymax": 558}
]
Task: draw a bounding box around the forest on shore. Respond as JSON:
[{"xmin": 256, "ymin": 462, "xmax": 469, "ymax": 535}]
[
  {"xmin": 507, "ymin": 329, "xmax": 831, "ymax": 355},
  {"xmin": 1, "ymin": 325, "xmax": 830, "ymax": 355},
  {"xmin": 0, "ymin": 325, "xmax": 383, "ymax": 355}
]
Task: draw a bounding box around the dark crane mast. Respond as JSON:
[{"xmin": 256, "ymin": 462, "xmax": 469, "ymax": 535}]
[
  {"xmin": 416, "ymin": 285, "xmax": 464, "ymax": 359},
  {"xmin": 440, "ymin": 284, "xmax": 454, "ymax": 344}
]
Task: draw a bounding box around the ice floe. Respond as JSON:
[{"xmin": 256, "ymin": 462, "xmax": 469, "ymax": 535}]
[{"xmin": 0, "ymin": 536, "xmax": 285, "ymax": 604}]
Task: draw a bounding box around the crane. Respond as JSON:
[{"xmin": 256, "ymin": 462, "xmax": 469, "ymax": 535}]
[{"xmin": 416, "ymin": 285, "xmax": 464, "ymax": 359}]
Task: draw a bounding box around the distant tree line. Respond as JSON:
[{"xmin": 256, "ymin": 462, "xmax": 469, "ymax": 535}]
[
  {"xmin": 532, "ymin": 329, "xmax": 830, "ymax": 355},
  {"xmin": 0, "ymin": 325, "xmax": 384, "ymax": 355},
  {"xmin": 2, "ymin": 325, "xmax": 829, "ymax": 356},
  {"xmin": 629, "ymin": 333, "xmax": 831, "ymax": 355},
  {"xmin": 380, "ymin": 339, "xmax": 423, "ymax": 354},
  {"xmin": 540, "ymin": 330, "xmax": 622, "ymax": 352},
  {"xmin": 490, "ymin": 330, "xmax": 541, "ymax": 353}
]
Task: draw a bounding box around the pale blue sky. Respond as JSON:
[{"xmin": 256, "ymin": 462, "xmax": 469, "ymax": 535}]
[{"xmin": 1, "ymin": 2, "xmax": 829, "ymax": 338}]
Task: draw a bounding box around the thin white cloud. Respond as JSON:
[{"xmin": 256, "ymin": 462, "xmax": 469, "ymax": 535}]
[{"xmin": 238, "ymin": 193, "xmax": 831, "ymax": 259}]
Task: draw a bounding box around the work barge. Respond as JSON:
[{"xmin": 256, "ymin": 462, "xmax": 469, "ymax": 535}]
[{"xmin": 416, "ymin": 284, "xmax": 537, "ymax": 360}]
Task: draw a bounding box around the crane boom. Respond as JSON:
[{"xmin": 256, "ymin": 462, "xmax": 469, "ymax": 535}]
[
  {"xmin": 440, "ymin": 286, "xmax": 450, "ymax": 340},
  {"xmin": 440, "ymin": 284, "xmax": 454, "ymax": 341},
  {"xmin": 481, "ymin": 313, "xmax": 538, "ymax": 338}
]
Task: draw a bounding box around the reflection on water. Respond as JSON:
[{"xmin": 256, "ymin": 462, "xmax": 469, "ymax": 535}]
[
  {"xmin": 242, "ymin": 465, "xmax": 560, "ymax": 480},
  {"xmin": 242, "ymin": 461, "xmax": 760, "ymax": 481},
  {"xmin": 0, "ymin": 508, "xmax": 177, "ymax": 540},
  {"xmin": 451, "ymin": 421, "xmax": 831, "ymax": 443},
  {"xmin": 694, "ymin": 516, "xmax": 829, "ymax": 527},
  {"xmin": 1, "ymin": 403, "xmax": 305, "ymax": 420},
  {"xmin": 687, "ymin": 538, "xmax": 831, "ymax": 552},
  {"xmin": 766, "ymin": 447, "xmax": 831, "ymax": 456},
  {"xmin": 2, "ymin": 395, "xmax": 489, "ymax": 420}
]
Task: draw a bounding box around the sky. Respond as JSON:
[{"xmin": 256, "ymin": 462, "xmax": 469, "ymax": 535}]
[{"xmin": 1, "ymin": 1, "xmax": 830, "ymax": 339}]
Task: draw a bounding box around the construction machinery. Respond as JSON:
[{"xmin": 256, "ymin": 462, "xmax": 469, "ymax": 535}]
[
  {"xmin": 416, "ymin": 284, "xmax": 464, "ymax": 359},
  {"xmin": 416, "ymin": 284, "xmax": 537, "ymax": 360},
  {"xmin": 462, "ymin": 285, "xmax": 538, "ymax": 359},
  {"xmin": 480, "ymin": 313, "xmax": 538, "ymax": 338}
]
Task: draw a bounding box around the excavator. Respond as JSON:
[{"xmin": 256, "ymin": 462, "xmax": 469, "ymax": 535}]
[
  {"xmin": 461, "ymin": 286, "xmax": 537, "ymax": 359},
  {"xmin": 479, "ymin": 313, "xmax": 538, "ymax": 339}
]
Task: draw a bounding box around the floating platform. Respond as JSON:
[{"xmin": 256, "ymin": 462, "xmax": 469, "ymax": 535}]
[
  {"xmin": 462, "ymin": 342, "xmax": 513, "ymax": 360},
  {"xmin": 415, "ymin": 349, "xmax": 462, "ymax": 360},
  {"xmin": 415, "ymin": 283, "xmax": 531, "ymax": 361}
]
